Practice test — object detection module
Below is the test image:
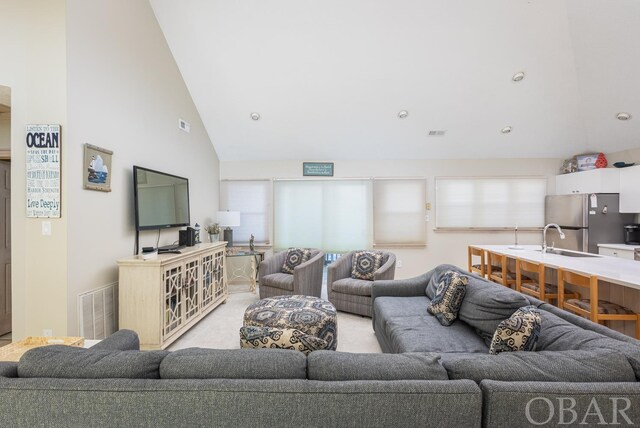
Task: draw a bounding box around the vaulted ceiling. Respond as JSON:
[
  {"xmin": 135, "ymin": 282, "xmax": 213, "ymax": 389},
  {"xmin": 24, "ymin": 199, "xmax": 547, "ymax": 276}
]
[{"xmin": 150, "ymin": 0, "xmax": 640, "ymax": 161}]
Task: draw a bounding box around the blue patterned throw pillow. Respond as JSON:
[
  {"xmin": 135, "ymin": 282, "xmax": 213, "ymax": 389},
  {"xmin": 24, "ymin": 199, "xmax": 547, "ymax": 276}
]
[
  {"xmin": 426, "ymin": 271, "xmax": 469, "ymax": 326},
  {"xmin": 489, "ymin": 305, "xmax": 541, "ymax": 355},
  {"xmin": 351, "ymin": 251, "xmax": 384, "ymax": 281},
  {"xmin": 281, "ymin": 248, "xmax": 311, "ymax": 274}
]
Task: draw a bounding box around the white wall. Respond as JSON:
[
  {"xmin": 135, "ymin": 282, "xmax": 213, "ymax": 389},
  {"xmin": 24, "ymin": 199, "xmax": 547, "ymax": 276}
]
[
  {"xmin": 65, "ymin": 0, "xmax": 220, "ymax": 335},
  {"xmin": 0, "ymin": 0, "xmax": 69, "ymax": 339},
  {"xmin": 0, "ymin": 0, "xmax": 219, "ymax": 339},
  {"xmin": 221, "ymin": 158, "xmax": 560, "ymax": 278},
  {"xmin": 607, "ymin": 147, "xmax": 640, "ymax": 165}
]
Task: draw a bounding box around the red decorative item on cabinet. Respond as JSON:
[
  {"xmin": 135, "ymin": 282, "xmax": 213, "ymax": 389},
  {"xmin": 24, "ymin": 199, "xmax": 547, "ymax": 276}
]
[{"xmin": 595, "ymin": 153, "xmax": 608, "ymax": 168}]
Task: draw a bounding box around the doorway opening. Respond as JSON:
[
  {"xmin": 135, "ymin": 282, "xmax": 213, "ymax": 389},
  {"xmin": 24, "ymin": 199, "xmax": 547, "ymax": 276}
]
[{"xmin": 0, "ymin": 84, "xmax": 12, "ymax": 346}]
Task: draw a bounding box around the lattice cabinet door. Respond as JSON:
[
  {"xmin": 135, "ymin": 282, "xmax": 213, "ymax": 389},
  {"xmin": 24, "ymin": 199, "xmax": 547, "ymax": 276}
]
[
  {"xmin": 183, "ymin": 257, "xmax": 201, "ymax": 323},
  {"xmin": 163, "ymin": 261, "xmax": 185, "ymax": 340},
  {"xmin": 213, "ymin": 248, "xmax": 227, "ymax": 300},
  {"xmin": 201, "ymin": 252, "xmax": 215, "ymax": 309}
]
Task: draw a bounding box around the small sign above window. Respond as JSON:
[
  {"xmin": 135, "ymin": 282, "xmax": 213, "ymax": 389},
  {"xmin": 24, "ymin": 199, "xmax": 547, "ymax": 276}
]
[{"xmin": 303, "ymin": 162, "xmax": 334, "ymax": 177}]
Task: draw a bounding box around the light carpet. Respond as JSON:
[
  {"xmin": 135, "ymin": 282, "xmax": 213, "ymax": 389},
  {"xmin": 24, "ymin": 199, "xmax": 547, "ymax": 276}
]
[{"xmin": 168, "ymin": 282, "xmax": 382, "ymax": 353}]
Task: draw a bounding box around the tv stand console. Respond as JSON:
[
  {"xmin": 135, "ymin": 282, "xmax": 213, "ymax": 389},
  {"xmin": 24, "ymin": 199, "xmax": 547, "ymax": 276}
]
[{"xmin": 117, "ymin": 242, "xmax": 227, "ymax": 350}]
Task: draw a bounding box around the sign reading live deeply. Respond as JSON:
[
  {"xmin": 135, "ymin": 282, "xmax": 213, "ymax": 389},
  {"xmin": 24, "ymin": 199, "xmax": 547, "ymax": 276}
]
[{"xmin": 25, "ymin": 124, "xmax": 61, "ymax": 218}]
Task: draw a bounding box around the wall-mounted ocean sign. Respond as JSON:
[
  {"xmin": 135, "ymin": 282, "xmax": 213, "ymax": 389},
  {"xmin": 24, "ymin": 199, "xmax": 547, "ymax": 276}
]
[
  {"xmin": 303, "ymin": 162, "xmax": 334, "ymax": 177},
  {"xmin": 25, "ymin": 124, "xmax": 61, "ymax": 218}
]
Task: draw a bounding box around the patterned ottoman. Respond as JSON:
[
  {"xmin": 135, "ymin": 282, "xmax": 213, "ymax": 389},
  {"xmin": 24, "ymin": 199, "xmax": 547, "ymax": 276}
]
[{"xmin": 241, "ymin": 295, "xmax": 337, "ymax": 355}]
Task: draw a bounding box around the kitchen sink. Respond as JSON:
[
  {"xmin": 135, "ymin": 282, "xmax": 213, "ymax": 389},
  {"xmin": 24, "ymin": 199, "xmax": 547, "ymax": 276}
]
[{"xmin": 535, "ymin": 249, "xmax": 600, "ymax": 258}]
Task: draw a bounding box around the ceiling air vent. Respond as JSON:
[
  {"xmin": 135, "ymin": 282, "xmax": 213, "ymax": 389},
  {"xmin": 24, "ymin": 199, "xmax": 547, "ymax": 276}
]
[{"xmin": 428, "ymin": 130, "xmax": 447, "ymax": 136}]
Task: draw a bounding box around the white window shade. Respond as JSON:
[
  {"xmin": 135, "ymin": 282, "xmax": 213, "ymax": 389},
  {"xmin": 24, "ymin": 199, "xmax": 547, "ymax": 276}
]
[
  {"xmin": 274, "ymin": 179, "xmax": 372, "ymax": 252},
  {"xmin": 435, "ymin": 177, "xmax": 547, "ymax": 229},
  {"xmin": 220, "ymin": 180, "xmax": 270, "ymax": 244},
  {"xmin": 373, "ymin": 178, "xmax": 426, "ymax": 246}
]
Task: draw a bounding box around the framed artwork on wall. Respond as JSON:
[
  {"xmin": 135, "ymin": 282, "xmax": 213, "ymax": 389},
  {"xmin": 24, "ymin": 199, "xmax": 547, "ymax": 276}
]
[{"xmin": 83, "ymin": 143, "xmax": 113, "ymax": 192}]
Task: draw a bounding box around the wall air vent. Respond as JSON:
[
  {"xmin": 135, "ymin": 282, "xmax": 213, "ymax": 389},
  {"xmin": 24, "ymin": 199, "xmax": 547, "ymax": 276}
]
[
  {"xmin": 78, "ymin": 283, "xmax": 117, "ymax": 339},
  {"xmin": 428, "ymin": 130, "xmax": 447, "ymax": 136}
]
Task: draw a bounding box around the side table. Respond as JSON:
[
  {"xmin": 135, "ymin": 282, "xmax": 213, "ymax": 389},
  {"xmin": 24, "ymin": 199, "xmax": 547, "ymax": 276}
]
[{"xmin": 226, "ymin": 251, "xmax": 265, "ymax": 293}]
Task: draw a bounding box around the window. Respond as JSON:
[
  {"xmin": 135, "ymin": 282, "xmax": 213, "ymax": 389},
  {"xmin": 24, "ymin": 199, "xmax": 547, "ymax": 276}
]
[
  {"xmin": 373, "ymin": 178, "xmax": 426, "ymax": 246},
  {"xmin": 435, "ymin": 177, "xmax": 547, "ymax": 229},
  {"xmin": 220, "ymin": 180, "xmax": 270, "ymax": 244},
  {"xmin": 273, "ymin": 179, "xmax": 372, "ymax": 252}
]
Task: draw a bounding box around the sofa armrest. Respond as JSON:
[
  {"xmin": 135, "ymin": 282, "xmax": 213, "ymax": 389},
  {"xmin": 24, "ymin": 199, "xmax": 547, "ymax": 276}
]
[
  {"xmin": 90, "ymin": 329, "xmax": 140, "ymax": 351},
  {"xmin": 294, "ymin": 251, "xmax": 325, "ymax": 297},
  {"xmin": 259, "ymin": 251, "xmax": 287, "ymax": 281},
  {"xmin": 481, "ymin": 380, "xmax": 640, "ymax": 428},
  {"xmin": 372, "ymin": 271, "xmax": 433, "ymax": 301},
  {"xmin": 327, "ymin": 252, "xmax": 354, "ymax": 287},
  {"xmin": 374, "ymin": 253, "xmax": 396, "ymax": 281}
]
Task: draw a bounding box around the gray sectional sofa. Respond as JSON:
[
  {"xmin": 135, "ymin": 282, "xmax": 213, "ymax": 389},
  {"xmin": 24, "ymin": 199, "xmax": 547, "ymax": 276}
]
[
  {"xmin": 372, "ymin": 264, "xmax": 640, "ymax": 427},
  {"xmin": 0, "ymin": 330, "xmax": 481, "ymax": 427},
  {"xmin": 2, "ymin": 263, "xmax": 640, "ymax": 427}
]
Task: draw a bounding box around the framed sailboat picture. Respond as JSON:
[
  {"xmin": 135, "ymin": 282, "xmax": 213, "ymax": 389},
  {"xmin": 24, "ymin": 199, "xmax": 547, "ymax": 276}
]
[{"xmin": 83, "ymin": 143, "xmax": 113, "ymax": 192}]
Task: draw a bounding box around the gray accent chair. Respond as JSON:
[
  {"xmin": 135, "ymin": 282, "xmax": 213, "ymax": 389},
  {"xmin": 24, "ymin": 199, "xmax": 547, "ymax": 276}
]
[
  {"xmin": 258, "ymin": 249, "xmax": 325, "ymax": 298},
  {"xmin": 327, "ymin": 250, "xmax": 396, "ymax": 317}
]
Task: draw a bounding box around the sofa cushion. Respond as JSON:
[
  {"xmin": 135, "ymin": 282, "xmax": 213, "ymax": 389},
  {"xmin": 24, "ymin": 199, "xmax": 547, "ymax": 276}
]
[
  {"xmin": 457, "ymin": 273, "xmax": 530, "ymax": 335},
  {"xmin": 331, "ymin": 277, "xmax": 372, "ymax": 296},
  {"xmin": 308, "ymin": 351, "xmax": 448, "ymax": 381},
  {"xmin": 89, "ymin": 329, "xmax": 140, "ymax": 351},
  {"xmin": 18, "ymin": 346, "xmax": 168, "ymax": 379},
  {"xmin": 0, "ymin": 362, "xmax": 17, "ymax": 378},
  {"xmin": 443, "ymin": 349, "xmax": 636, "ymax": 383},
  {"xmin": 385, "ymin": 314, "xmax": 489, "ymax": 354},
  {"xmin": 489, "ymin": 306, "xmax": 541, "ymax": 355},
  {"xmin": 281, "ymin": 248, "xmax": 311, "ymax": 274},
  {"xmin": 261, "ymin": 272, "xmax": 295, "ymax": 291},
  {"xmin": 240, "ymin": 326, "xmax": 329, "ymax": 356},
  {"xmin": 159, "ymin": 347, "xmax": 307, "ymax": 379},
  {"xmin": 351, "ymin": 251, "xmax": 384, "ymax": 280},
  {"xmin": 427, "ymin": 271, "xmax": 469, "ymax": 326},
  {"xmin": 374, "ymin": 296, "xmax": 434, "ymax": 336},
  {"xmin": 535, "ymin": 309, "xmax": 640, "ymax": 379}
]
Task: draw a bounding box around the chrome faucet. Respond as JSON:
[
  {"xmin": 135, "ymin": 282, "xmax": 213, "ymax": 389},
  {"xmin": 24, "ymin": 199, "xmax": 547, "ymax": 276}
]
[{"xmin": 542, "ymin": 223, "xmax": 565, "ymax": 253}]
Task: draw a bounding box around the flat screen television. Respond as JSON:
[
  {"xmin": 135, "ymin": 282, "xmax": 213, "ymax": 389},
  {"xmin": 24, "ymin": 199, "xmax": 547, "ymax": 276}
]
[{"xmin": 133, "ymin": 166, "xmax": 190, "ymax": 231}]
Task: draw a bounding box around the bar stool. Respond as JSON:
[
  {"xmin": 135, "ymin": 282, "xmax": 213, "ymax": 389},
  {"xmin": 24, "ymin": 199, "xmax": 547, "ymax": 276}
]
[
  {"xmin": 558, "ymin": 269, "xmax": 640, "ymax": 339},
  {"xmin": 515, "ymin": 259, "xmax": 578, "ymax": 303},
  {"xmin": 467, "ymin": 246, "xmax": 487, "ymax": 277},
  {"xmin": 487, "ymin": 251, "xmax": 517, "ymax": 288}
]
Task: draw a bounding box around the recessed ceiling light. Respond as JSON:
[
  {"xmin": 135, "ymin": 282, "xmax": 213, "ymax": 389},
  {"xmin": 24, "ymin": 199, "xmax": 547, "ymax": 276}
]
[
  {"xmin": 398, "ymin": 110, "xmax": 408, "ymax": 119},
  {"xmin": 512, "ymin": 72, "xmax": 525, "ymax": 82},
  {"xmin": 250, "ymin": 112, "xmax": 261, "ymax": 121},
  {"xmin": 501, "ymin": 126, "xmax": 512, "ymax": 134},
  {"xmin": 616, "ymin": 112, "xmax": 632, "ymax": 121}
]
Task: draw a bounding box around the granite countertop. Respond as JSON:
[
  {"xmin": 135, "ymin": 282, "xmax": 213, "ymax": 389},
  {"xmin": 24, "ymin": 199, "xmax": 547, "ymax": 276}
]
[{"xmin": 474, "ymin": 244, "xmax": 640, "ymax": 290}]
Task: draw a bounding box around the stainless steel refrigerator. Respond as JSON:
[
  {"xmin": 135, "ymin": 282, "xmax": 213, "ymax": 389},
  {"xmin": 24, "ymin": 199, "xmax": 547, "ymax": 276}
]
[{"xmin": 545, "ymin": 194, "xmax": 634, "ymax": 254}]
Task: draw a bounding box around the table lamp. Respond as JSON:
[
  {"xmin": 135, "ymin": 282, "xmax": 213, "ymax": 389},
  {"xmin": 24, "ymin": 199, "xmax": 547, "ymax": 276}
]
[{"xmin": 217, "ymin": 211, "xmax": 241, "ymax": 247}]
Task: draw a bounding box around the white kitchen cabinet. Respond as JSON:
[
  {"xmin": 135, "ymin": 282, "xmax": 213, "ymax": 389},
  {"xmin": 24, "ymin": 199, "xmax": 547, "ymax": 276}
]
[
  {"xmin": 555, "ymin": 169, "xmax": 620, "ymax": 195},
  {"xmin": 598, "ymin": 246, "xmax": 636, "ymax": 260},
  {"xmin": 619, "ymin": 165, "xmax": 640, "ymax": 213}
]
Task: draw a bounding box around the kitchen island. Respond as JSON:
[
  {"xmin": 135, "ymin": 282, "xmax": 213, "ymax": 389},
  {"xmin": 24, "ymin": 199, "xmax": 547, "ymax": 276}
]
[
  {"xmin": 474, "ymin": 245, "xmax": 640, "ymax": 290},
  {"xmin": 472, "ymin": 244, "xmax": 640, "ymax": 337}
]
